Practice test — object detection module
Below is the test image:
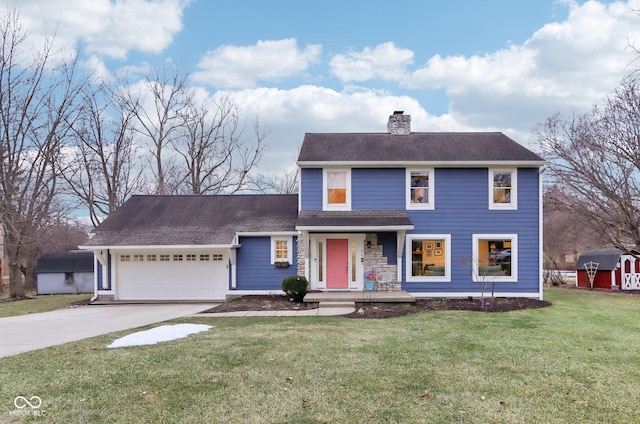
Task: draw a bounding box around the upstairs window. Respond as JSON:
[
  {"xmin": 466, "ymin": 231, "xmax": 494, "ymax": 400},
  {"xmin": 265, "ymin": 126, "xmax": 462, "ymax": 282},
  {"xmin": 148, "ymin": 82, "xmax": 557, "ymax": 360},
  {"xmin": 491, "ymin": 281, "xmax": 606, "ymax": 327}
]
[
  {"xmin": 406, "ymin": 169, "xmax": 434, "ymax": 210},
  {"xmin": 323, "ymin": 169, "xmax": 351, "ymax": 210},
  {"xmin": 489, "ymin": 169, "xmax": 517, "ymax": 210}
]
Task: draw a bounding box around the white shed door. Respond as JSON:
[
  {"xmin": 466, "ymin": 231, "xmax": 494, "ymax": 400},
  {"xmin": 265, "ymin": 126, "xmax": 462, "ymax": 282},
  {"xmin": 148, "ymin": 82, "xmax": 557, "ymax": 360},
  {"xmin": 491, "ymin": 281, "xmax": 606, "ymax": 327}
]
[{"xmin": 116, "ymin": 251, "xmax": 228, "ymax": 301}]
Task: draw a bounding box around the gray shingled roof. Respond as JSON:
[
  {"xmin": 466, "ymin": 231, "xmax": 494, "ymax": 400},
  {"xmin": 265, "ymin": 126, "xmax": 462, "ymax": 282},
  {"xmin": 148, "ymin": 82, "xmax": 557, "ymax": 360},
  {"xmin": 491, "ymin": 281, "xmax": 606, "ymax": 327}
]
[
  {"xmin": 297, "ymin": 132, "xmax": 545, "ymax": 164},
  {"xmin": 296, "ymin": 210, "xmax": 413, "ymax": 229},
  {"xmin": 84, "ymin": 194, "xmax": 299, "ymax": 247},
  {"xmin": 575, "ymin": 249, "xmax": 623, "ymax": 271},
  {"xmin": 36, "ymin": 251, "xmax": 94, "ymax": 273}
]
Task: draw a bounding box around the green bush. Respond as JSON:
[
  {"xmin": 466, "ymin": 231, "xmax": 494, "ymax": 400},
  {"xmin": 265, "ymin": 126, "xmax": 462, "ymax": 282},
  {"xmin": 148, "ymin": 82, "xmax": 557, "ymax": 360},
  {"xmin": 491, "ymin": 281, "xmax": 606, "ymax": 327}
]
[{"xmin": 282, "ymin": 275, "xmax": 308, "ymax": 302}]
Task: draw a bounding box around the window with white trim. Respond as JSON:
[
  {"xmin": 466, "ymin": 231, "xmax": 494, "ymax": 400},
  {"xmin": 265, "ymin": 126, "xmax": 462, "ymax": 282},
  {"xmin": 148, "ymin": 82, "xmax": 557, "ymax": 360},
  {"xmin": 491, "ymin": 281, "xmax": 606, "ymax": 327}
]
[
  {"xmin": 271, "ymin": 236, "xmax": 293, "ymax": 264},
  {"xmin": 133, "ymin": 254, "xmax": 144, "ymax": 262},
  {"xmin": 160, "ymin": 254, "xmax": 170, "ymax": 262},
  {"xmin": 323, "ymin": 169, "xmax": 351, "ymax": 210},
  {"xmin": 173, "ymin": 254, "xmax": 183, "ymax": 261},
  {"xmin": 406, "ymin": 168, "xmax": 434, "ymax": 210},
  {"xmin": 147, "ymin": 254, "xmax": 157, "ymax": 262},
  {"xmin": 489, "ymin": 169, "xmax": 517, "ymax": 210},
  {"xmin": 212, "ymin": 254, "xmax": 223, "ymax": 261},
  {"xmin": 406, "ymin": 234, "xmax": 451, "ymax": 282},
  {"xmin": 472, "ymin": 234, "xmax": 518, "ymax": 282},
  {"xmin": 200, "ymin": 254, "xmax": 210, "ymax": 261},
  {"xmin": 186, "ymin": 254, "xmax": 196, "ymax": 261},
  {"xmin": 120, "ymin": 254, "xmax": 130, "ymax": 262}
]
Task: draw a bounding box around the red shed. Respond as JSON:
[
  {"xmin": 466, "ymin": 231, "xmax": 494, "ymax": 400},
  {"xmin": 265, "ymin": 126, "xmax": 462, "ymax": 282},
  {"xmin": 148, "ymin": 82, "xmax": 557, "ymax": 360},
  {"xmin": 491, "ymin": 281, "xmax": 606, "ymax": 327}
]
[{"xmin": 575, "ymin": 249, "xmax": 640, "ymax": 290}]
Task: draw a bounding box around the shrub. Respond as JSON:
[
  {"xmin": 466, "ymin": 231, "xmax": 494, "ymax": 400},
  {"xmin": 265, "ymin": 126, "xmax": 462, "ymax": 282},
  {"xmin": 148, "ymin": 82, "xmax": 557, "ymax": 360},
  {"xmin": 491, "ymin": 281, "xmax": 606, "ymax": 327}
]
[{"xmin": 282, "ymin": 275, "xmax": 308, "ymax": 302}]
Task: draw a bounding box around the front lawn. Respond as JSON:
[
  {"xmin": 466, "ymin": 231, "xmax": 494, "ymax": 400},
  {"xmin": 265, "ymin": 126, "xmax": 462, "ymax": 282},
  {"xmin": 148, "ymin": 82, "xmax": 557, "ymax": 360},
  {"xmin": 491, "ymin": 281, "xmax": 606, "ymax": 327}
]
[
  {"xmin": 0, "ymin": 293, "xmax": 92, "ymax": 318},
  {"xmin": 1, "ymin": 287, "xmax": 639, "ymax": 423}
]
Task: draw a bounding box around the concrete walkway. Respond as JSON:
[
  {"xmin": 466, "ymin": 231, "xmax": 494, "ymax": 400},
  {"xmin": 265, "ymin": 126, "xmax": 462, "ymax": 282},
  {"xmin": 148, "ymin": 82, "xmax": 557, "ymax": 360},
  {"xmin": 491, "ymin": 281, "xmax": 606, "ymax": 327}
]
[{"xmin": 0, "ymin": 304, "xmax": 214, "ymax": 358}]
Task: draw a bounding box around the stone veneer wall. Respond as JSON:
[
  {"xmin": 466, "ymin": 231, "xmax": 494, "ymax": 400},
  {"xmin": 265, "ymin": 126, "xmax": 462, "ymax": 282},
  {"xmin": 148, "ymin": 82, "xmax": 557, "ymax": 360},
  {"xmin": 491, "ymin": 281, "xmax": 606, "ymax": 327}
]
[
  {"xmin": 296, "ymin": 234, "xmax": 305, "ymax": 277},
  {"xmin": 364, "ymin": 233, "xmax": 400, "ymax": 290}
]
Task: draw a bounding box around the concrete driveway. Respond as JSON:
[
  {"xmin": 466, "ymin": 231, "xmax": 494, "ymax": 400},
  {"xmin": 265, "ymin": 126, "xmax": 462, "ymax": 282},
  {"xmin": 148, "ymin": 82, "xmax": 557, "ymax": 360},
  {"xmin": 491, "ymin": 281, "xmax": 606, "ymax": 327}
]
[{"xmin": 0, "ymin": 304, "xmax": 215, "ymax": 358}]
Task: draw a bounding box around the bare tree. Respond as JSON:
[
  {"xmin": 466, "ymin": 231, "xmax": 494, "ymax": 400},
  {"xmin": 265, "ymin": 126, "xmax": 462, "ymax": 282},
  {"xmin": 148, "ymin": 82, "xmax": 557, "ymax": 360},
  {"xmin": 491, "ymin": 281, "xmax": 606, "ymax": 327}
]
[
  {"xmin": 456, "ymin": 255, "xmax": 498, "ymax": 308},
  {"xmin": 173, "ymin": 96, "xmax": 267, "ymax": 194},
  {"xmin": 247, "ymin": 166, "xmax": 299, "ymax": 194},
  {"xmin": 0, "ymin": 10, "xmax": 87, "ymax": 297},
  {"xmin": 64, "ymin": 82, "xmax": 146, "ymax": 226},
  {"xmin": 543, "ymin": 184, "xmax": 601, "ymax": 273},
  {"xmin": 38, "ymin": 213, "xmax": 88, "ymax": 254},
  {"xmin": 115, "ymin": 67, "xmax": 191, "ymax": 195},
  {"xmin": 537, "ymin": 76, "xmax": 640, "ymax": 251},
  {"xmin": 245, "ymin": 149, "xmax": 300, "ymax": 194}
]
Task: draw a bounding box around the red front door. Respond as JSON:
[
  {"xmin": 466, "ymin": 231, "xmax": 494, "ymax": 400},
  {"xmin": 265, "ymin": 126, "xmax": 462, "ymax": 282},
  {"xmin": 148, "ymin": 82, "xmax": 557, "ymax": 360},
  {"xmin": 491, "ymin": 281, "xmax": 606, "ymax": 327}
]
[{"xmin": 326, "ymin": 239, "xmax": 349, "ymax": 289}]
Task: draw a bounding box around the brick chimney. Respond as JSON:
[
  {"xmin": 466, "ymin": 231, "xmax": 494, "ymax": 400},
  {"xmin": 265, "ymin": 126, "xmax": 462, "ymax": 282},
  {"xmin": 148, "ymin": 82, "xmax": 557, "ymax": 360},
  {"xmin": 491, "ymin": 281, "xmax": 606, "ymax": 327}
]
[{"xmin": 387, "ymin": 111, "xmax": 411, "ymax": 135}]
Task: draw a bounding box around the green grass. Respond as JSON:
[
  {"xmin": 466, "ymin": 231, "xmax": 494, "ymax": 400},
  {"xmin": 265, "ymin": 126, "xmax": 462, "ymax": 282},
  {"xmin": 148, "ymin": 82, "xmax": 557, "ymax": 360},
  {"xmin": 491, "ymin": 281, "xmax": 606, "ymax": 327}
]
[
  {"xmin": 2, "ymin": 287, "xmax": 640, "ymax": 423},
  {"xmin": 0, "ymin": 293, "xmax": 92, "ymax": 318}
]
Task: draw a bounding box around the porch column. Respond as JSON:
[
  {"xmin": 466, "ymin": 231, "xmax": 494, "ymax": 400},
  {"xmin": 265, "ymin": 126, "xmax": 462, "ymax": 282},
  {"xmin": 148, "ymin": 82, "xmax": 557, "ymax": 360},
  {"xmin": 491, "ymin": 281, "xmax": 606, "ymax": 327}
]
[
  {"xmin": 300, "ymin": 230, "xmax": 310, "ymax": 281},
  {"xmin": 396, "ymin": 230, "xmax": 406, "ymax": 283},
  {"xmin": 229, "ymin": 248, "xmax": 237, "ymax": 289}
]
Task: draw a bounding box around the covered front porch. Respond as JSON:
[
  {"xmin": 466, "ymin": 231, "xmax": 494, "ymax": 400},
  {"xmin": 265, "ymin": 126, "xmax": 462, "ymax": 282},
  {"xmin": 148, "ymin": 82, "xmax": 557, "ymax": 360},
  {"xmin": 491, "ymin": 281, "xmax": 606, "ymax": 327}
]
[{"xmin": 296, "ymin": 209, "xmax": 414, "ymax": 292}]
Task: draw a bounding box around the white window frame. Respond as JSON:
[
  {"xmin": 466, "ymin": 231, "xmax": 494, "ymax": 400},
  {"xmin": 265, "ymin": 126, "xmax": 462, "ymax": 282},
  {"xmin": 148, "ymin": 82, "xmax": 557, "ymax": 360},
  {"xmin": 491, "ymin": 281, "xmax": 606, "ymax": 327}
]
[
  {"xmin": 472, "ymin": 234, "xmax": 518, "ymax": 282},
  {"xmin": 489, "ymin": 168, "xmax": 517, "ymax": 210},
  {"xmin": 323, "ymin": 168, "xmax": 351, "ymax": 211},
  {"xmin": 405, "ymin": 234, "xmax": 451, "ymax": 282},
  {"xmin": 406, "ymin": 168, "xmax": 435, "ymax": 210},
  {"xmin": 271, "ymin": 236, "xmax": 293, "ymax": 264}
]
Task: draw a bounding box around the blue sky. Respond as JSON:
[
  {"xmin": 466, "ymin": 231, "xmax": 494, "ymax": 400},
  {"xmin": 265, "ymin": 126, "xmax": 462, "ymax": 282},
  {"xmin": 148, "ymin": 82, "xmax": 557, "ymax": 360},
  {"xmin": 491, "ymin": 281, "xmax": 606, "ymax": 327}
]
[{"xmin": 5, "ymin": 0, "xmax": 639, "ymax": 174}]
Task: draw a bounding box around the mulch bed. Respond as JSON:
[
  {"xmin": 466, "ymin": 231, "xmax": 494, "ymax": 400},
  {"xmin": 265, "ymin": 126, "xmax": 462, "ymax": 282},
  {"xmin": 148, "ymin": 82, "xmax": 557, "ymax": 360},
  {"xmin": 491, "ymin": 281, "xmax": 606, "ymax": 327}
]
[
  {"xmin": 345, "ymin": 297, "xmax": 551, "ymax": 319},
  {"xmin": 205, "ymin": 295, "xmax": 313, "ymax": 313},
  {"xmin": 206, "ymin": 295, "xmax": 551, "ymax": 319}
]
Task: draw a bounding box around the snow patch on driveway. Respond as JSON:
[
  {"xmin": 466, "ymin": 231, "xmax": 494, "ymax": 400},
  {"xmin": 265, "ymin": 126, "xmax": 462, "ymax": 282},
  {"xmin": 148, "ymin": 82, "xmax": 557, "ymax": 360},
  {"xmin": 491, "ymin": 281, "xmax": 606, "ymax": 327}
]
[{"xmin": 108, "ymin": 323, "xmax": 212, "ymax": 348}]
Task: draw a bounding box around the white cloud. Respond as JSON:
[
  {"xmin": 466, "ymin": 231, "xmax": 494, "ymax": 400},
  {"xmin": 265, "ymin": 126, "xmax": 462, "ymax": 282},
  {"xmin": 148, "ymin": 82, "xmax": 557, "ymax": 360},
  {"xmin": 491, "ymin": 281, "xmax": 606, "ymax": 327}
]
[
  {"xmin": 403, "ymin": 0, "xmax": 640, "ymax": 131},
  {"xmin": 329, "ymin": 42, "xmax": 414, "ymax": 82},
  {"xmin": 191, "ymin": 38, "xmax": 322, "ymax": 89},
  {"xmin": 0, "ymin": 0, "xmax": 191, "ymax": 59},
  {"xmin": 215, "ymin": 85, "xmax": 465, "ymax": 172},
  {"xmin": 81, "ymin": 55, "xmax": 113, "ymax": 84}
]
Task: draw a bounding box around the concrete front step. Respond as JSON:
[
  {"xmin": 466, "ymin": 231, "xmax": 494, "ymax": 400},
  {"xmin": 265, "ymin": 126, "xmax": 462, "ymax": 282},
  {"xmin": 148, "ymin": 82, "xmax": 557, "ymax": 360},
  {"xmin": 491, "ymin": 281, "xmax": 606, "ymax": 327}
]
[
  {"xmin": 318, "ymin": 301, "xmax": 356, "ymax": 309},
  {"xmin": 304, "ymin": 290, "xmax": 415, "ymax": 304}
]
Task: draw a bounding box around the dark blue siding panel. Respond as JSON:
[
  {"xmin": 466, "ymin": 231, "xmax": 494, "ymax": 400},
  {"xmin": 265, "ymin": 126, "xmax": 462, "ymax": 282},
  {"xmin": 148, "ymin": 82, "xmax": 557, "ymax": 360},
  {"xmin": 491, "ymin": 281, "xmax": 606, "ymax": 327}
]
[
  {"xmin": 107, "ymin": 251, "xmax": 112, "ymax": 290},
  {"xmin": 236, "ymin": 236, "xmax": 298, "ymax": 290},
  {"xmin": 97, "ymin": 261, "xmax": 103, "ymax": 290},
  {"xmin": 300, "ymin": 168, "xmax": 323, "ymax": 210},
  {"xmin": 403, "ymin": 168, "xmax": 541, "ymax": 295},
  {"xmin": 377, "ymin": 232, "xmax": 397, "ymax": 265},
  {"xmin": 352, "ymin": 168, "xmax": 405, "ymax": 210}
]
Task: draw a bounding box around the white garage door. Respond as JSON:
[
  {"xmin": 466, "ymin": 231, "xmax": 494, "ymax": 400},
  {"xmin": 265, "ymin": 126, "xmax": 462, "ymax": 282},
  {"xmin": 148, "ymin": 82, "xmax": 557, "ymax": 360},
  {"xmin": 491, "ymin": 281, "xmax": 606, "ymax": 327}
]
[{"xmin": 115, "ymin": 250, "xmax": 228, "ymax": 301}]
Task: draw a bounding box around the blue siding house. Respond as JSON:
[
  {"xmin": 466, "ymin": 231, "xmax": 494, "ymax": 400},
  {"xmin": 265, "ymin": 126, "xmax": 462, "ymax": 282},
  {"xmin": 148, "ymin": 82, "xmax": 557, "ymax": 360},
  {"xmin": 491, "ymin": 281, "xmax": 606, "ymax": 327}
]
[
  {"xmin": 82, "ymin": 112, "xmax": 545, "ymax": 301},
  {"xmin": 295, "ymin": 111, "xmax": 544, "ymax": 299}
]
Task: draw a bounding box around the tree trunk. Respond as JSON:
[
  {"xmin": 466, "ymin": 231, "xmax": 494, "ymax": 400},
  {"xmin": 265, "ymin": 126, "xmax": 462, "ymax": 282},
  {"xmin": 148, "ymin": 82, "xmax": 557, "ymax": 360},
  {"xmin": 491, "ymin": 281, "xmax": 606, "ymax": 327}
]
[
  {"xmin": 22, "ymin": 251, "xmax": 37, "ymax": 292},
  {"xmin": 8, "ymin": 260, "xmax": 25, "ymax": 299},
  {"xmin": 5, "ymin": 233, "xmax": 25, "ymax": 298}
]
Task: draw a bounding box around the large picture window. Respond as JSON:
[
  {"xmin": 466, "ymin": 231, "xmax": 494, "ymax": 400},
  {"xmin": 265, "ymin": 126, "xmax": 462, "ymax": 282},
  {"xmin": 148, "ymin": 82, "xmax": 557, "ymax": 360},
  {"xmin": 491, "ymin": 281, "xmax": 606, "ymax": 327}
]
[
  {"xmin": 489, "ymin": 169, "xmax": 517, "ymax": 210},
  {"xmin": 472, "ymin": 234, "xmax": 517, "ymax": 282},
  {"xmin": 406, "ymin": 168, "xmax": 434, "ymax": 210},
  {"xmin": 323, "ymin": 169, "xmax": 351, "ymax": 210},
  {"xmin": 406, "ymin": 234, "xmax": 451, "ymax": 282}
]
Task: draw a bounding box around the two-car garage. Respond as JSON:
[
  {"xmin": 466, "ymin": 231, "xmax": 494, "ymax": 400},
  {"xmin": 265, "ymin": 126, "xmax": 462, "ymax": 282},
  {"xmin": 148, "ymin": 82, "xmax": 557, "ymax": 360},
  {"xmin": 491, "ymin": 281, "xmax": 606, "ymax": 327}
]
[{"xmin": 112, "ymin": 249, "xmax": 229, "ymax": 301}]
